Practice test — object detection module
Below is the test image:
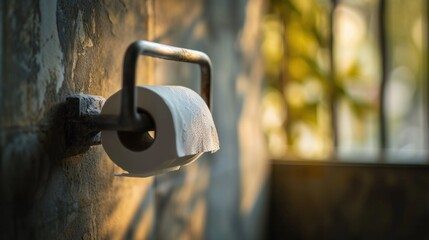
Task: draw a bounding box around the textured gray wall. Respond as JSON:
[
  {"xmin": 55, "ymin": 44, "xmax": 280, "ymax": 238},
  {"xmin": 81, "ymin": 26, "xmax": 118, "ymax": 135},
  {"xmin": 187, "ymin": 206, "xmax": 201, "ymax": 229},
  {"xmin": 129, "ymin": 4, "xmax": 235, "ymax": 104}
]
[{"xmin": 0, "ymin": 0, "xmax": 267, "ymax": 239}]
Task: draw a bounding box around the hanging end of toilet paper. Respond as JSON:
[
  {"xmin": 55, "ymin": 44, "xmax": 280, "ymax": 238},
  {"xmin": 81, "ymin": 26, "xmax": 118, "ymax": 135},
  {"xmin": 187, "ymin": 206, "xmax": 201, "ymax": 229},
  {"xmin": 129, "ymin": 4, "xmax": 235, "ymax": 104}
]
[
  {"xmin": 113, "ymin": 166, "xmax": 181, "ymax": 178},
  {"xmin": 210, "ymin": 148, "xmax": 220, "ymax": 154}
]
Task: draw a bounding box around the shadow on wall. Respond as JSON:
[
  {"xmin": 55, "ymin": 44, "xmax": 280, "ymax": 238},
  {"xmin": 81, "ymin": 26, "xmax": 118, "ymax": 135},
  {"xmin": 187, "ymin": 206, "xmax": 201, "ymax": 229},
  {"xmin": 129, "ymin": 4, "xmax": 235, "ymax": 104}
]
[
  {"xmin": 151, "ymin": 0, "xmax": 268, "ymax": 239},
  {"xmin": 1, "ymin": 99, "xmax": 89, "ymax": 213}
]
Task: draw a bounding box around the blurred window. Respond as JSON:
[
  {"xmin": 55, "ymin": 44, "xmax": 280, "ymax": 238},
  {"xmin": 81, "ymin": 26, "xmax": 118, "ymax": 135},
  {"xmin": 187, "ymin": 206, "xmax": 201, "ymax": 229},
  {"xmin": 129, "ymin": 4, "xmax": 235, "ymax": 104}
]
[{"xmin": 262, "ymin": 0, "xmax": 428, "ymax": 163}]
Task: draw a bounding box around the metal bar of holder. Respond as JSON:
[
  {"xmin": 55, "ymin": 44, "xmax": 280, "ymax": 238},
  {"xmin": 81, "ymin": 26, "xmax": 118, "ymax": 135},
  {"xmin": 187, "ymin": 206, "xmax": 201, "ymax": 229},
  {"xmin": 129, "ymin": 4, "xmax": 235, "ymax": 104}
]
[{"xmin": 66, "ymin": 40, "xmax": 212, "ymax": 148}]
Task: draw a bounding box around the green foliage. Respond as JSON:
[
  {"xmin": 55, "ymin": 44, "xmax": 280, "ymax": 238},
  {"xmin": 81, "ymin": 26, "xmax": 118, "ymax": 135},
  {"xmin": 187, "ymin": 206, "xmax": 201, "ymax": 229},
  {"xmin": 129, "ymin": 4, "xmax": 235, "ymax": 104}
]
[{"xmin": 262, "ymin": 0, "xmax": 426, "ymax": 159}]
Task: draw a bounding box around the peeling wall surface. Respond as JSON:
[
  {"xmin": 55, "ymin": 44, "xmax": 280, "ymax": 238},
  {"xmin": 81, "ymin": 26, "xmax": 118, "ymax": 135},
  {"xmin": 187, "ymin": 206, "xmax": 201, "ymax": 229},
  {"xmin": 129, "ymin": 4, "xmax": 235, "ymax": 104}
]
[{"xmin": 0, "ymin": 0, "xmax": 267, "ymax": 239}]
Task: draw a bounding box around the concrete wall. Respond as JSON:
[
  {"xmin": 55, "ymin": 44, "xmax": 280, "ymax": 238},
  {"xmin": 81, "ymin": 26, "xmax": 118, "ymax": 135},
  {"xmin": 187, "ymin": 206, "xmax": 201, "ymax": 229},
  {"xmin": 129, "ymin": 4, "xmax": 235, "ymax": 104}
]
[{"xmin": 0, "ymin": 0, "xmax": 268, "ymax": 239}]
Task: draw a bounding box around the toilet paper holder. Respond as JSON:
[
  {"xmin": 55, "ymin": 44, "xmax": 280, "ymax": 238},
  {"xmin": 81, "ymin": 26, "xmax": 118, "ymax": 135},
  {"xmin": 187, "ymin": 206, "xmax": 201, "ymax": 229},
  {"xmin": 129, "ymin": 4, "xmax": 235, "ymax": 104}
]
[{"xmin": 66, "ymin": 40, "xmax": 212, "ymax": 148}]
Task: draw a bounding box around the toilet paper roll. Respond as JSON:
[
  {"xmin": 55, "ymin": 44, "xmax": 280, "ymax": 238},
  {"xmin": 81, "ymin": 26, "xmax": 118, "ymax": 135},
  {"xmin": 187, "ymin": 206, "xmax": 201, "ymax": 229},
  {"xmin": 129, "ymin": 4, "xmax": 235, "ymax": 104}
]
[{"xmin": 101, "ymin": 86, "xmax": 219, "ymax": 177}]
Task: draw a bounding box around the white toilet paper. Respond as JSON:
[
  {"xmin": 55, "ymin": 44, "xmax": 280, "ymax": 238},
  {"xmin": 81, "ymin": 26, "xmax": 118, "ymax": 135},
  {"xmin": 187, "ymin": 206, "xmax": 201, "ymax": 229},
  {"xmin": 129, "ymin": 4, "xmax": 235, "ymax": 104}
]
[{"xmin": 101, "ymin": 86, "xmax": 219, "ymax": 177}]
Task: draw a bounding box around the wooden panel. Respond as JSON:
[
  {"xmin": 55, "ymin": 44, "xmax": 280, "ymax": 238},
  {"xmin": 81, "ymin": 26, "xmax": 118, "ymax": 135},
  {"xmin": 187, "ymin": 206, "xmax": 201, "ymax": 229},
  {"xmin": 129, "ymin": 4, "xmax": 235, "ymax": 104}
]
[{"xmin": 269, "ymin": 162, "xmax": 429, "ymax": 239}]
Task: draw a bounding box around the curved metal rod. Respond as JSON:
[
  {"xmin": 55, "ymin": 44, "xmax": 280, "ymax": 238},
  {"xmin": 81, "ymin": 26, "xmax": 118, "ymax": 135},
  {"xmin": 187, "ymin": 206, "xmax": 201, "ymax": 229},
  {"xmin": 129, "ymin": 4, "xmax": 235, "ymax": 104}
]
[
  {"xmin": 119, "ymin": 40, "xmax": 212, "ymax": 132},
  {"xmin": 378, "ymin": 0, "xmax": 388, "ymax": 156},
  {"xmin": 329, "ymin": 0, "xmax": 339, "ymax": 154}
]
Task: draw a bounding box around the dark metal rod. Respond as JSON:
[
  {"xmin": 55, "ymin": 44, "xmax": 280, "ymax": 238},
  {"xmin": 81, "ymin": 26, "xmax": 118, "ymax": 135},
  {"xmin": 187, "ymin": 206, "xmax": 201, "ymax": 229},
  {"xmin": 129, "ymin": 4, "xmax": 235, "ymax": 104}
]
[
  {"xmin": 120, "ymin": 40, "xmax": 212, "ymax": 132},
  {"xmin": 422, "ymin": 1, "xmax": 429, "ymax": 161},
  {"xmin": 329, "ymin": 0, "xmax": 339, "ymax": 153},
  {"xmin": 378, "ymin": 0, "xmax": 388, "ymax": 156},
  {"xmin": 84, "ymin": 114, "xmax": 154, "ymax": 133}
]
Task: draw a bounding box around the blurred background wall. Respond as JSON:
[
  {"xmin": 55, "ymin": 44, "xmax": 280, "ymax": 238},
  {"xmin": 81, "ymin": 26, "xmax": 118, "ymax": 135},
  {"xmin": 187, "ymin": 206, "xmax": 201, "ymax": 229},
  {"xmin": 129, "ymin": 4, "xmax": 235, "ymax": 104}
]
[
  {"xmin": 0, "ymin": 0, "xmax": 268, "ymax": 239},
  {"xmin": 265, "ymin": 0, "xmax": 429, "ymax": 239}
]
